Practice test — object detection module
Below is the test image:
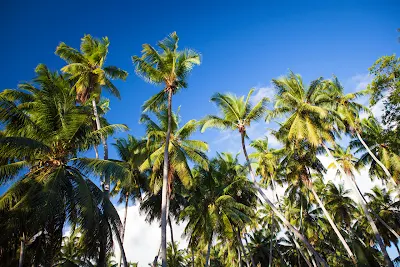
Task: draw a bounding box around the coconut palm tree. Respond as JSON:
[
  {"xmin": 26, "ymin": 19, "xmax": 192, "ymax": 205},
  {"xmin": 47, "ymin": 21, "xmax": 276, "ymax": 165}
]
[
  {"xmin": 181, "ymin": 153, "xmax": 255, "ymax": 267},
  {"xmin": 110, "ymin": 135, "xmax": 148, "ymax": 267},
  {"xmin": 271, "ymin": 72, "xmax": 393, "ymax": 266},
  {"xmin": 132, "ymin": 32, "xmax": 201, "ymax": 266},
  {"xmin": 0, "ymin": 64, "xmax": 127, "ymax": 266},
  {"xmin": 365, "ymin": 186, "xmax": 400, "ymax": 254},
  {"xmin": 350, "ymin": 117, "xmax": 400, "ymax": 184},
  {"xmin": 327, "ymin": 77, "xmax": 398, "ymax": 184},
  {"xmin": 200, "ymin": 88, "xmax": 328, "ymax": 266},
  {"xmin": 55, "ymin": 34, "xmax": 128, "ymax": 196}
]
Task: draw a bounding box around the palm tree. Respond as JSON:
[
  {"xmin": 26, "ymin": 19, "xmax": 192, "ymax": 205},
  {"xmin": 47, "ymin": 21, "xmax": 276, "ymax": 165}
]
[
  {"xmin": 166, "ymin": 242, "xmax": 187, "ymax": 267},
  {"xmin": 111, "ymin": 135, "xmax": 148, "ymax": 267},
  {"xmin": 132, "ymin": 32, "xmax": 201, "ymax": 266},
  {"xmin": 327, "ymin": 78, "xmax": 398, "ymax": 184},
  {"xmin": 323, "ymin": 181, "xmax": 358, "ymax": 232},
  {"xmin": 365, "ymin": 186, "xmax": 400, "ymax": 254},
  {"xmin": 181, "ymin": 153, "xmax": 255, "ymax": 267},
  {"xmin": 350, "ymin": 117, "xmax": 400, "ymax": 184},
  {"xmin": 271, "ymin": 72, "xmax": 393, "ymax": 266},
  {"xmin": 329, "ymin": 145, "xmax": 400, "ymax": 241},
  {"xmin": 0, "ymin": 64, "xmax": 126, "ymax": 266},
  {"xmin": 55, "ymin": 34, "xmax": 128, "ymax": 195},
  {"xmin": 200, "ymin": 88, "xmax": 328, "ymax": 266}
]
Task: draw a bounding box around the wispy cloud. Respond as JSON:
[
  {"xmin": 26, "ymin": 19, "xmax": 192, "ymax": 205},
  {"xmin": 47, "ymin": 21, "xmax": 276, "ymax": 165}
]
[
  {"xmin": 344, "ymin": 73, "xmax": 373, "ymax": 93},
  {"xmin": 250, "ymin": 86, "xmax": 275, "ymax": 106}
]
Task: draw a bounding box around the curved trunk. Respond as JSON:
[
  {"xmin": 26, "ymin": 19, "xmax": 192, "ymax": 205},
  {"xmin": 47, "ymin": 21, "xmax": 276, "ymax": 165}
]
[
  {"xmin": 161, "ymin": 89, "xmax": 173, "ymax": 267},
  {"xmin": 205, "ymin": 232, "xmax": 213, "ymax": 267},
  {"xmin": 356, "ymin": 132, "xmax": 395, "ymax": 185},
  {"xmin": 119, "ymin": 193, "xmax": 130, "ymax": 267},
  {"xmin": 114, "ymin": 222, "xmax": 128, "ymax": 267},
  {"xmin": 309, "ymin": 184, "xmax": 357, "ymax": 264},
  {"xmin": 241, "ymin": 132, "xmax": 328, "ymax": 267},
  {"xmin": 18, "ymin": 234, "xmax": 25, "ymax": 267},
  {"xmin": 323, "ymin": 143, "xmax": 394, "ymax": 267}
]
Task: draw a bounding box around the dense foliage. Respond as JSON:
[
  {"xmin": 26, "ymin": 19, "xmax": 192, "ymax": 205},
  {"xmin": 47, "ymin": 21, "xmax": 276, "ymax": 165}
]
[{"xmin": 0, "ymin": 33, "xmax": 399, "ymax": 267}]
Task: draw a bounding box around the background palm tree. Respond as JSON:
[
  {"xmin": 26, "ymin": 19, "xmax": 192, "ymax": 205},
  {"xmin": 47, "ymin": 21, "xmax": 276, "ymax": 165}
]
[
  {"xmin": 132, "ymin": 32, "xmax": 201, "ymax": 266},
  {"xmin": 200, "ymin": 88, "xmax": 328, "ymax": 266}
]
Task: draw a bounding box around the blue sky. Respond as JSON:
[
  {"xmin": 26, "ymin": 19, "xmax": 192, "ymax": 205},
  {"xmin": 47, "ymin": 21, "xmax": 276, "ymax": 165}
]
[
  {"xmin": 1, "ymin": 0, "xmax": 400, "ymax": 263},
  {"xmin": 1, "ymin": 1, "xmax": 399, "ymax": 158}
]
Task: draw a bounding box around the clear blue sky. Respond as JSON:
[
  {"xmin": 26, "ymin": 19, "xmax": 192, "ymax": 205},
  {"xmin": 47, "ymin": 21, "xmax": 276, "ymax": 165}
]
[{"xmin": 1, "ymin": 0, "xmax": 400, "ymax": 260}]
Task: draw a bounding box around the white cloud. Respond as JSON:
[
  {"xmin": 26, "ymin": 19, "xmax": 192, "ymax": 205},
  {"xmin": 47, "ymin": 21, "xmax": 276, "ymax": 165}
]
[
  {"xmin": 345, "ymin": 73, "xmax": 373, "ymax": 92},
  {"xmin": 250, "ymin": 86, "xmax": 275, "ymax": 106},
  {"xmin": 113, "ymin": 204, "xmax": 187, "ymax": 266}
]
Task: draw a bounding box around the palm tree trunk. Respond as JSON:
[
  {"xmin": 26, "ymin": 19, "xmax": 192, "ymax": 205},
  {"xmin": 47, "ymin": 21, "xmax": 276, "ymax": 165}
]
[
  {"xmin": 354, "ymin": 179, "xmax": 400, "ymax": 241},
  {"xmin": 161, "ymin": 89, "xmax": 173, "ymax": 267},
  {"xmin": 18, "ymin": 234, "xmax": 25, "ymax": 267},
  {"xmin": 94, "ymin": 145, "xmax": 99, "ymax": 159},
  {"xmin": 323, "ymin": 143, "xmax": 394, "ymax": 267},
  {"xmin": 113, "ymin": 222, "xmax": 129, "ymax": 267},
  {"xmin": 168, "ymin": 215, "xmax": 175, "ymax": 252},
  {"xmin": 269, "ymin": 223, "xmax": 273, "ymax": 267},
  {"xmin": 356, "ymin": 132, "xmax": 395, "ymax": 185},
  {"xmin": 244, "ymin": 232, "xmax": 257, "ymax": 267},
  {"xmin": 292, "ymin": 237, "xmax": 313, "ymax": 267},
  {"xmin": 91, "ymin": 99, "xmax": 109, "ymax": 195},
  {"xmin": 241, "ymin": 132, "xmax": 328, "ymax": 267},
  {"xmin": 236, "ymin": 229, "xmax": 249, "ymax": 267},
  {"xmin": 119, "ymin": 193, "xmax": 130, "ymax": 267},
  {"xmin": 191, "ymin": 246, "xmax": 195, "ymax": 267},
  {"xmin": 309, "ymin": 184, "xmax": 357, "ymax": 264},
  {"xmin": 205, "ymin": 232, "xmax": 213, "ymax": 267}
]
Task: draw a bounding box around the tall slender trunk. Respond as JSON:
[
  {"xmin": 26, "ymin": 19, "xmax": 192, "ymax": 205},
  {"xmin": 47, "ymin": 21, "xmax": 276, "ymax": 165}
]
[
  {"xmin": 191, "ymin": 247, "xmax": 195, "ymax": 267},
  {"xmin": 244, "ymin": 232, "xmax": 257, "ymax": 267},
  {"xmin": 114, "ymin": 221, "xmax": 129, "ymax": 267},
  {"xmin": 292, "ymin": 237, "xmax": 313, "ymax": 267},
  {"xmin": 269, "ymin": 223, "xmax": 273, "ymax": 267},
  {"xmin": 94, "ymin": 145, "xmax": 99, "ymax": 159},
  {"xmin": 119, "ymin": 193, "xmax": 130, "ymax": 267},
  {"xmin": 205, "ymin": 232, "xmax": 213, "ymax": 267},
  {"xmin": 306, "ymin": 249, "xmax": 318, "ymax": 267},
  {"xmin": 309, "ymin": 184, "xmax": 357, "ymax": 264},
  {"xmin": 18, "ymin": 234, "xmax": 25, "ymax": 267},
  {"xmin": 354, "ymin": 179, "xmax": 400, "ymax": 241},
  {"xmin": 92, "ymin": 99, "xmax": 128, "ymax": 266},
  {"xmin": 236, "ymin": 229, "xmax": 249, "ymax": 267},
  {"xmin": 323, "ymin": 143, "xmax": 394, "ymax": 267},
  {"xmin": 168, "ymin": 215, "xmax": 175, "ymax": 252},
  {"xmin": 356, "ymin": 132, "xmax": 395, "ymax": 185},
  {"xmin": 161, "ymin": 89, "xmax": 173, "ymax": 267},
  {"xmin": 92, "ymin": 99, "xmax": 109, "ymax": 195},
  {"xmin": 240, "ymin": 131, "xmax": 328, "ymax": 267}
]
